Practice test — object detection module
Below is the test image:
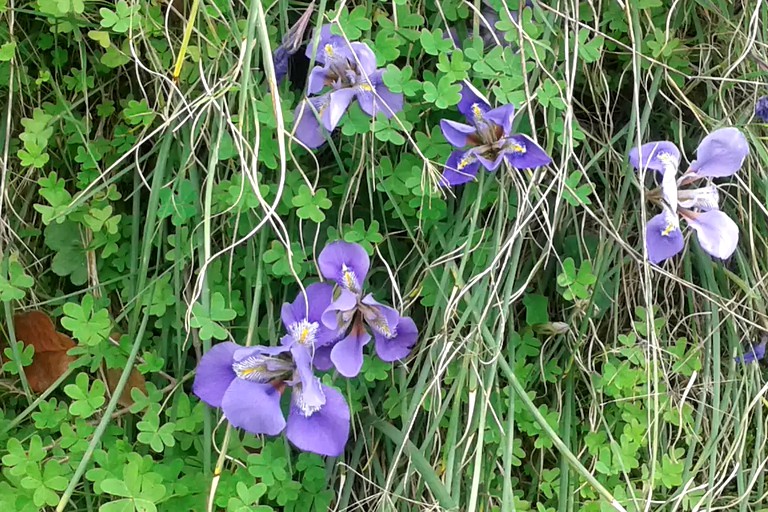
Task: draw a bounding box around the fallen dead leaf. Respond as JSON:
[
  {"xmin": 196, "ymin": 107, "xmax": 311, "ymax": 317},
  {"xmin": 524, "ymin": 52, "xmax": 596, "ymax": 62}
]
[
  {"xmin": 105, "ymin": 366, "xmax": 147, "ymax": 408},
  {"xmin": 10, "ymin": 310, "xmax": 76, "ymax": 393}
]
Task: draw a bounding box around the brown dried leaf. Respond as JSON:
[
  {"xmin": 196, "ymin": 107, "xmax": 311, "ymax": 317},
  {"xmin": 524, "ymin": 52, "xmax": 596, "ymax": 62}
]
[
  {"xmin": 14, "ymin": 311, "xmax": 72, "ymax": 352},
  {"xmin": 104, "ymin": 366, "xmax": 147, "ymax": 408},
  {"xmin": 11, "ymin": 311, "xmax": 76, "ymax": 393}
]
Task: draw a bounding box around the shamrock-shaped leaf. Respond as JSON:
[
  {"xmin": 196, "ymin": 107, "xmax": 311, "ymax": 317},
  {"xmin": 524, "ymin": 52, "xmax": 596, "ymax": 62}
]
[{"xmin": 291, "ymin": 185, "xmax": 332, "ymax": 223}]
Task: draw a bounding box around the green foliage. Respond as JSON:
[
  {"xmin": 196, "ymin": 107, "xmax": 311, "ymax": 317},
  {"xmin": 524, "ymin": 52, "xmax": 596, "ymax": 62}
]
[
  {"xmin": 64, "ymin": 373, "xmax": 106, "ymax": 418},
  {"xmin": 1, "ymin": 1, "xmax": 764, "ymax": 511}
]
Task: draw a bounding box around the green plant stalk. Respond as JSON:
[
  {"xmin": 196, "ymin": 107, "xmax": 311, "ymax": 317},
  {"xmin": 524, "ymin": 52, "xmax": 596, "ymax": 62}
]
[
  {"xmin": 372, "ymin": 417, "xmax": 459, "ymax": 510},
  {"xmin": 498, "ymin": 356, "xmax": 627, "ymax": 512},
  {"xmin": 3, "ymin": 300, "xmax": 32, "ymax": 402},
  {"xmin": 56, "ymin": 311, "xmax": 151, "ymax": 512}
]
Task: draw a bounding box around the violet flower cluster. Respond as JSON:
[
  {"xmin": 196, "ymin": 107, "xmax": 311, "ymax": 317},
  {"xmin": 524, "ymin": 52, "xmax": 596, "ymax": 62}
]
[
  {"xmin": 293, "ymin": 25, "xmax": 404, "ymax": 149},
  {"xmin": 440, "ymin": 85, "xmax": 552, "ymax": 186},
  {"xmin": 192, "ymin": 241, "xmax": 417, "ymax": 456},
  {"xmin": 629, "ymin": 128, "xmax": 749, "ymax": 265}
]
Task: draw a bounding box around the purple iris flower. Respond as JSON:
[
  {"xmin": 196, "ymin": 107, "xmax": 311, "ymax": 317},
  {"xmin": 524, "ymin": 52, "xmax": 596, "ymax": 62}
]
[
  {"xmin": 629, "ymin": 128, "xmax": 749, "ymax": 264},
  {"xmin": 280, "ymin": 282, "xmax": 340, "ymax": 383},
  {"xmin": 735, "ymin": 339, "xmax": 766, "ymax": 364},
  {"xmin": 272, "ymin": 1, "xmax": 315, "ymax": 84},
  {"xmin": 192, "ymin": 338, "xmax": 350, "ymax": 456},
  {"xmin": 755, "ymin": 96, "xmax": 768, "ymax": 122},
  {"xmin": 736, "ymin": 335, "xmax": 768, "ymax": 364},
  {"xmin": 293, "ymin": 25, "xmax": 403, "ymax": 148},
  {"xmin": 440, "ymin": 85, "xmax": 552, "ymax": 186},
  {"xmin": 316, "ymin": 241, "xmax": 418, "ymax": 378}
]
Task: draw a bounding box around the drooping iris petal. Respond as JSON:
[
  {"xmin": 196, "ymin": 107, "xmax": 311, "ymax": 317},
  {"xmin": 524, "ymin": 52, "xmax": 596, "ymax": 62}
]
[
  {"xmin": 628, "ymin": 141, "xmax": 680, "ymax": 173},
  {"xmin": 736, "ymin": 340, "xmax": 766, "ymax": 364},
  {"xmin": 503, "ymin": 134, "xmax": 552, "ymax": 169},
  {"xmin": 374, "ymin": 316, "xmax": 419, "ymax": 362},
  {"xmin": 286, "ymin": 385, "xmax": 350, "ymax": 456},
  {"xmin": 442, "ymin": 150, "xmax": 481, "ymax": 186},
  {"xmin": 293, "ymin": 95, "xmax": 332, "ymax": 149},
  {"xmin": 685, "ymin": 209, "xmax": 739, "ymax": 260},
  {"xmin": 330, "ymin": 322, "xmax": 371, "ymax": 377},
  {"xmin": 645, "ymin": 211, "xmax": 684, "ymax": 264},
  {"xmin": 192, "ymin": 342, "xmax": 238, "ymax": 408},
  {"xmin": 356, "ymin": 71, "xmax": 403, "ymax": 119},
  {"xmin": 321, "ymin": 288, "xmax": 359, "ymax": 330},
  {"xmin": 690, "ymin": 127, "xmax": 749, "ymax": 178},
  {"xmin": 484, "ymin": 104, "xmax": 516, "ymax": 137},
  {"xmin": 328, "ymin": 88, "xmax": 358, "ymax": 131},
  {"xmin": 457, "ymin": 84, "xmax": 491, "ymax": 122},
  {"xmin": 221, "ymin": 379, "xmax": 286, "ymax": 436},
  {"xmin": 360, "ymin": 294, "xmax": 400, "ymax": 336},
  {"xmin": 477, "ymin": 152, "xmax": 506, "ymax": 172},
  {"xmin": 440, "ymin": 119, "xmax": 478, "ymax": 148},
  {"xmin": 318, "ymin": 241, "xmax": 370, "ymax": 293}
]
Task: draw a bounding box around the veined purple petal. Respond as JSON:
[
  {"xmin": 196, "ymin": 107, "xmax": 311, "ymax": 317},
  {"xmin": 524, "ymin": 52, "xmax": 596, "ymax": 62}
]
[
  {"xmin": 690, "ymin": 128, "xmax": 749, "ymax": 178},
  {"xmin": 629, "ymin": 141, "xmax": 680, "ymax": 173},
  {"xmin": 230, "ymin": 345, "xmax": 294, "ymax": 382},
  {"xmin": 440, "ymin": 119, "xmax": 478, "ymax": 148},
  {"xmin": 484, "ymin": 104, "xmax": 516, "ymax": 137},
  {"xmin": 221, "ymin": 379, "xmax": 286, "ymax": 436},
  {"xmin": 286, "ymin": 385, "xmax": 350, "ymax": 456},
  {"xmin": 330, "ymin": 322, "xmax": 371, "ymax": 377},
  {"xmin": 293, "ymin": 96, "xmax": 332, "ymax": 149},
  {"xmin": 457, "ymin": 84, "xmax": 491, "ymax": 123},
  {"xmin": 321, "ymin": 288, "xmax": 359, "ymax": 331},
  {"xmin": 374, "ymin": 316, "xmax": 418, "ymax": 362},
  {"xmin": 684, "ymin": 209, "xmax": 739, "ymax": 260},
  {"xmin": 646, "ymin": 210, "xmax": 684, "ymax": 264},
  {"xmin": 442, "ymin": 150, "xmax": 481, "ymax": 186},
  {"xmin": 192, "ymin": 342, "xmax": 238, "ymax": 408},
  {"xmin": 361, "ymin": 294, "xmax": 400, "ymax": 337},
  {"xmin": 503, "ymin": 134, "xmax": 552, "ymax": 169},
  {"xmin": 318, "ymin": 241, "xmax": 370, "ymax": 293}
]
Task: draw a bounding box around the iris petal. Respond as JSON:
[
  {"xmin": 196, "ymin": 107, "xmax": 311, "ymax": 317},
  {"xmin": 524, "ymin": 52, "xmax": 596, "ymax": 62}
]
[
  {"xmin": 685, "ymin": 209, "xmax": 739, "ymax": 259},
  {"xmin": 192, "ymin": 342, "xmax": 238, "ymax": 408},
  {"xmin": 645, "ymin": 211, "xmax": 684, "ymax": 264},
  {"xmin": 690, "ymin": 127, "xmax": 749, "ymax": 178},
  {"xmin": 286, "ymin": 385, "xmax": 350, "ymax": 456},
  {"xmin": 629, "ymin": 141, "xmax": 680, "ymax": 173}
]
